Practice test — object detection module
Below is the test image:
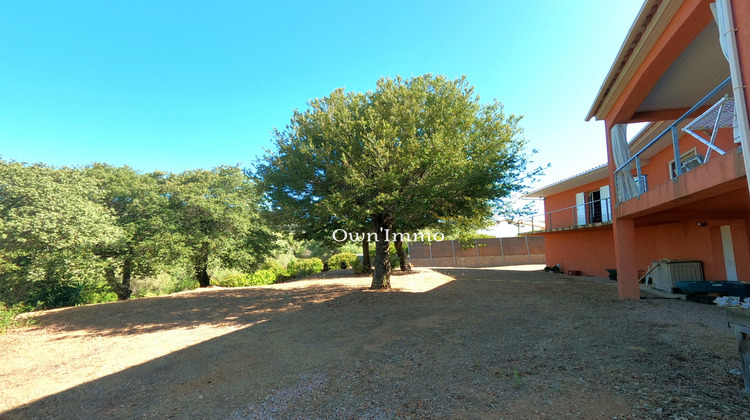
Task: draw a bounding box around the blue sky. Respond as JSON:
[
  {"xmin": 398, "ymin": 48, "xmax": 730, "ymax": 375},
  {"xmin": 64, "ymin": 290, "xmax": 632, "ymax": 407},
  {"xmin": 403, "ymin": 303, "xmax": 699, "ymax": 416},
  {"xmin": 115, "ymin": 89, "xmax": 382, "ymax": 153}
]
[{"xmin": 1, "ymin": 0, "xmax": 644, "ymax": 189}]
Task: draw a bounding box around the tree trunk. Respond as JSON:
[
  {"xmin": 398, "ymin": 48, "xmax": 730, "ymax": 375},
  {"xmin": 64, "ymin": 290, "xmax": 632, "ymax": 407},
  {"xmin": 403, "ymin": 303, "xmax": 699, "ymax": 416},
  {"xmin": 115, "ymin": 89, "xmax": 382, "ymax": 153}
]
[
  {"xmin": 195, "ymin": 243, "xmax": 211, "ymax": 287},
  {"xmin": 371, "ymin": 215, "xmax": 392, "ymax": 289},
  {"xmin": 105, "ymin": 265, "xmax": 118, "ymax": 294},
  {"xmin": 361, "ymin": 240, "xmax": 372, "ymax": 274},
  {"xmin": 196, "ymin": 263, "xmax": 211, "ymax": 287},
  {"xmin": 118, "ymin": 258, "xmax": 133, "ymax": 300},
  {"xmin": 394, "ymin": 237, "xmax": 411, "ymax": 271}
]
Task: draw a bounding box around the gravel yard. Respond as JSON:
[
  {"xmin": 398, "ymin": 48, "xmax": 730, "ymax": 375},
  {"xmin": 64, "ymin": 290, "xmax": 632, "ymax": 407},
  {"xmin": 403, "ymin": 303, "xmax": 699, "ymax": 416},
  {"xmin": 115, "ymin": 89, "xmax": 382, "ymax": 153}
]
[{"xmin": 2, "ymin": 266, "xmax": 749, "ymax": 419}]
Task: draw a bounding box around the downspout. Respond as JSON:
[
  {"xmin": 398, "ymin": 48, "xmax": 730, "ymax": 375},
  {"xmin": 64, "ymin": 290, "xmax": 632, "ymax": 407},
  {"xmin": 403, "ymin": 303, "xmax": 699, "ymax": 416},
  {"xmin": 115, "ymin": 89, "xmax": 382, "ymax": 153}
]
[{"xmin": 718, "ymin": 0, "xmax": 750, "ymax": 194}]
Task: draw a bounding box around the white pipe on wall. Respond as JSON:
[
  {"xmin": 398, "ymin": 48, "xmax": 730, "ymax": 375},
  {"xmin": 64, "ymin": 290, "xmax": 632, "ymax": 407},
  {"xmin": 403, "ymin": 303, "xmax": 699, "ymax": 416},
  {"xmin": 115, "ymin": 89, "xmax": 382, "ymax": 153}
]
[{"xmin": 718, "ymin": 0, "xmax": 750, "ymax": 195}]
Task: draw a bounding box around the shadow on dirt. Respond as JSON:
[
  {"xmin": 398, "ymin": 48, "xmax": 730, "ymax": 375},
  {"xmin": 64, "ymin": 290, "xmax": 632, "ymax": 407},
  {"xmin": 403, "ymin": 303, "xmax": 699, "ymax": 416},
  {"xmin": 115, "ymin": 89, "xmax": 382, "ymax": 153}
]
[{"xmin": 3, "ymin": 268, "xmax": 747, "ymax": 419}]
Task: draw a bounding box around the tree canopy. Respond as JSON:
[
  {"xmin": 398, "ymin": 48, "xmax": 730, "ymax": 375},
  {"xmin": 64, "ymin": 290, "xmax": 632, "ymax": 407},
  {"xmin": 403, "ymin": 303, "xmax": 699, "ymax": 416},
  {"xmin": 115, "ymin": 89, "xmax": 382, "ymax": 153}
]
[
  {"xmin": 0, "ymin": 160, "xmax": 278, "ymax": 308},
  {"xmin": 257, "ymin": 74, "xmax": 537, "ymax": 288},
  {"xmin": 167, "ymin": 166, "xmax": 277, "ymax": 287}
]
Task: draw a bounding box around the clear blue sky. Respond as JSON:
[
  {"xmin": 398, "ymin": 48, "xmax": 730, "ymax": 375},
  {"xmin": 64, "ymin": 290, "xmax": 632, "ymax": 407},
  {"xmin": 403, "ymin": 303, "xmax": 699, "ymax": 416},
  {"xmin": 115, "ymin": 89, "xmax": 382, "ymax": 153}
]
[{"xmin": 1, "ymin": 0, "xmax": 644, "ymax": 189}]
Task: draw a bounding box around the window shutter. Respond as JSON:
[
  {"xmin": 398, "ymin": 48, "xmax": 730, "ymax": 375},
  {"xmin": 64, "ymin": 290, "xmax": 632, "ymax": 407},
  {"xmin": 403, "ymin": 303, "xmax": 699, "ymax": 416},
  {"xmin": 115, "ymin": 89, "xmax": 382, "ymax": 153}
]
[
  {"xmin": 599, "ymin": 186, "xmax": 611, "ymax": 222},
  {"xmin": 575, "ymin": 192, "xmax": 586, "ymax": 226}
]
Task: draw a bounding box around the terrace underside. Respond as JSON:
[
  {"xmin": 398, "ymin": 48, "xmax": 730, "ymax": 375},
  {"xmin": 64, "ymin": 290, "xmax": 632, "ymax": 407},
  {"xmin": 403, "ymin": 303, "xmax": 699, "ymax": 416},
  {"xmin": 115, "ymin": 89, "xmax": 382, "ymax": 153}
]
[{"xmin": 616, "ymin": 147, "xmax": 750, "ymax": 225}]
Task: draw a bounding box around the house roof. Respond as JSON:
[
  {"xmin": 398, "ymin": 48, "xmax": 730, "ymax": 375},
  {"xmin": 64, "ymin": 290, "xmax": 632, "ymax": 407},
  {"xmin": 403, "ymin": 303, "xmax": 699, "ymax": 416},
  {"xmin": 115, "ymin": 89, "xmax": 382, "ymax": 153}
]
[
  {"xmin": 586, "ymin": 0, "xmax": 728, "ymax": 124},
  {"xmin": 524, "ymin": 165, "xmax": 608, "ymax": 198},
  {"xmin": 586, "ymin": 0, "xmax": 674, "ymax": 121},
  {"xmin": 525, "ymin": 121, "xmax": 669, "ymax": 198}
]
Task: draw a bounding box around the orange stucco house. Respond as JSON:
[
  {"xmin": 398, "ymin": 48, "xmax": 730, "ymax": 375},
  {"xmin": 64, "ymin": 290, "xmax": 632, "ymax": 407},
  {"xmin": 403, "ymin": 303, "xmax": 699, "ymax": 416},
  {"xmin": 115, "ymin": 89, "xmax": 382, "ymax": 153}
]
[{"xmin": 526, "ymin": 0, "xmax": 750, "ymax": 299}]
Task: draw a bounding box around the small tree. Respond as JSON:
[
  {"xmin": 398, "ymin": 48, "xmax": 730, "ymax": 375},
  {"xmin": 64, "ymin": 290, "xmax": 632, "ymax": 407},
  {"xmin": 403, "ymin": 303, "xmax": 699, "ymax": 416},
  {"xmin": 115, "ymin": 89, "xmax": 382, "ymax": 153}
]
[
  {"xmin": 167, "ymin": 166, "xmax": 277, "ymax": 287},
  {"xmin": 86, "ymin": 164, "xmax": 181, "ymax": 300},
  {"xmin": 258, "ymin": 75, "xmax": 537, "ymax": 288}
]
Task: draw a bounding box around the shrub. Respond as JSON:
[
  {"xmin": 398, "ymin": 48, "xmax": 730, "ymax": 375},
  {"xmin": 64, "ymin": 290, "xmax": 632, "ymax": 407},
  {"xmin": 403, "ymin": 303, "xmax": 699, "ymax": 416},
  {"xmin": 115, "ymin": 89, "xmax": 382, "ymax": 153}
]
[
  {"xmin": 0, "ymin": 303, "xmax": 34, "ymax": 333},
  {"xmin": 261, "ymin": 260, "xmax": 289, "ymax": 278},
  {"xmin": 29, "ymin": 280, "xmax": 87, "ymax": 310},
  {"xmin": 80, "ymin": 286, "xmax": 118, "ymax": 305},
  {"xmin": 213, "ymin": 269, "xmax": 279, "ymax": 287},
  {"xmin": 327, "ymin": 252, "xmax": 359, "ymax": 270},
  {"xmin": 131, "ymin": 267, "xmax": 198, "ymax": 298},
  {"xmin": 246, "ymin": 269, "xmax": 277, "ymax": 286},
  {"xmin": 214, "ymin": 273, "xmax": 251, "ymax": 287},
  {"xmin": 287, "ymin": 258, "xmax": 324, "ymax": 278},
  {"xmin": 352, "ymin": 255, "xmax": 366, "ymax": 274}
]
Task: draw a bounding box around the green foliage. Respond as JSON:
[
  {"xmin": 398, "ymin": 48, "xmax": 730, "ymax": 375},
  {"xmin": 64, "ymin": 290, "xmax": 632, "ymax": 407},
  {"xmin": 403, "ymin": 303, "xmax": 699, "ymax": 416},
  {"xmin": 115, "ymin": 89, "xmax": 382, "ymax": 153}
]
[
  {"xmin": 86, "ymin": 164, "xmax": 182, "ymax": 300},
  {"xmin": 213, "ymin": 273, "xmax": 251, "ymax": 287},
  {"xmin": 368, "ymin": 245, "xmax": 399, "ymax": 269},
  {"xmin": 256, "ymin": 74, "xmax": 540, "ymax": 288},
  {"xmin": 327, "ymin": 252, "xmax": 359, "ymax": 270},
  {"xmin": 261, "ymin": 260, "xmax": 289, "ymax": 278},
  {"xmin": 0, "ymin": 303, "xmax": 34, "ymax": 333},
  {"xmin": 130, "ymin": 267, "xmax": 198, "ymax": 298},
  {"xmin": 450, "ymin": 231, "xmax": 495, "ymax": 250},
  {"xmin": 0, "ymin": 160, "xmax": 280, "ymax": 306},
  {"xmin": 286, "ymin": 258, "xmax": 324, "ymax": 277},
  {"xmin": 0, "ymin": 160, "xmax": 123, "ymax": 306},
  {"xmin": 214, "ymin": 269, "xmax": 279, "ymax": 287},
  {"xmin": 351, "ymin": 256, "xmax": 365, "ymax": 274},
  {"xmin": 167, "ymin": 166, "xmax": 278, "ymax": 287},
  {"xmin": 29, "ymin": 280, "xmax": 87, "ymax": 310}
]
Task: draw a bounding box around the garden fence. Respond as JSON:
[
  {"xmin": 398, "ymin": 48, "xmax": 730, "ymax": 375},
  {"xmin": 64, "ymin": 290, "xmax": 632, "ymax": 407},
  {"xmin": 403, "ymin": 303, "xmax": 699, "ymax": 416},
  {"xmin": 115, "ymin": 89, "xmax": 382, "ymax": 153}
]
[{"xmin": 408, "ymin": 236, "xmax": 545, "ymax": 268}]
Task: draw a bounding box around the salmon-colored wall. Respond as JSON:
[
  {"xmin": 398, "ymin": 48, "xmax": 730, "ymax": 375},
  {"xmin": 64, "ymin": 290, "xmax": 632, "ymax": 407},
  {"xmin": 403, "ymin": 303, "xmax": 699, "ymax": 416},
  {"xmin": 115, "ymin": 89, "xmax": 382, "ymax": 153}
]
[
  {"xmin": 635, "ymin": 221, "xmax": 719, "ymax": 279},
  {"xmin": 636, "ymin": 129, "xmax": 737, "ymax": 189},
  {"xmin": 544, "ymin": 178, "xmax": 611, "ymax": 229},
  {"xmin": 543, "ymin": 228, "xmax": 615, "ymax": 277},
  {"xmin": 608, "ymin": 0, "xmax": 712, "ymax": 124},
  {"xmin": 634, "ymin": 219, "xmax": 750, "ymax": 281},
  {"xmin": 542, "ymin": 217, "xmax": 750, "ymax": 282}
]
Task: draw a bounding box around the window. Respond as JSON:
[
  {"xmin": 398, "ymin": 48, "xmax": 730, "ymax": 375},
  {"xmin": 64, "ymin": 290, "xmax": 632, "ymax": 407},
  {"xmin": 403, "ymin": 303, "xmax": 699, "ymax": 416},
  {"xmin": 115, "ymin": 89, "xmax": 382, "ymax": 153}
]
[
  {"xmin": 634, "ymin": 175, "xmax": 648, "ymax": 193},
  {"xmin": 575, "ymin": 185, "xmax": 611, "ymax": 226},
  {"xmin": 669, "ymin": 148, "xmax": 703, "ymax": 179}
]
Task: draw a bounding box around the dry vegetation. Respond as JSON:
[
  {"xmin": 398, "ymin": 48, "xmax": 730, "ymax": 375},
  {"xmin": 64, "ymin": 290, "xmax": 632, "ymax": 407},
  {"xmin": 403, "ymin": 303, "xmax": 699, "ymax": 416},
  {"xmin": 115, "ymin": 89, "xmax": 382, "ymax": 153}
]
[{"xmin": 2, "ymin": 267, "xmax": 749, "ymax": 419}]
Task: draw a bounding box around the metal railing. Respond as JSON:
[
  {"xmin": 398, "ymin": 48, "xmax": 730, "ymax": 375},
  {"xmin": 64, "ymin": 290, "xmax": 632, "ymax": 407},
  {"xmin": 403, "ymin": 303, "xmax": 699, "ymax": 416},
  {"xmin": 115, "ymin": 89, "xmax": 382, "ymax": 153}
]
[
  {"xmin": 613, "ymin": 76, "xmax": 732, "ymax": 204},
  {"xmin": 515, "ymin": 197, "xmax": 612, "ymax": 234}
]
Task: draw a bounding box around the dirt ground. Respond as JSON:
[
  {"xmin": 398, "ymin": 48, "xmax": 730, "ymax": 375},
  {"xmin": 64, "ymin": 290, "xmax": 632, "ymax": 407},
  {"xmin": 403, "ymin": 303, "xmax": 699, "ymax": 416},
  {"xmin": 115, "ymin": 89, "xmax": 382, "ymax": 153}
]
[{"xmin": 2, "ymin": 266, "xmax": 750, "ymax": 419}]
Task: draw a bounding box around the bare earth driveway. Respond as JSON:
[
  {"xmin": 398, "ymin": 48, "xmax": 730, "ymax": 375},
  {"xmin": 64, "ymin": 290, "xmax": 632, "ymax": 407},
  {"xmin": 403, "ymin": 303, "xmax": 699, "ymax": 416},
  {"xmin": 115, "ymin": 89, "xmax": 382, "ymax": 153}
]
[{"xmin": 2, "ymin": 266, "xmax": 750, "ymax": 419}]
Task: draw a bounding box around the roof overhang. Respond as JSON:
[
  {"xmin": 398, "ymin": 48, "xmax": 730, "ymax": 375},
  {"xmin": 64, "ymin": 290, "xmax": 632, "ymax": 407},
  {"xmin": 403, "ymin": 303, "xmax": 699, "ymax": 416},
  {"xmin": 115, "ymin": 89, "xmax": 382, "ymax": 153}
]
[
  {"xmin": 586, "ymin": 0, "xmax": 729, "ymax": 123},
  {"xmin": 525, "ymin": 165, "xmax": 608, "ymax": 198},
  {"xmin": 526, "ymin": 121, "xmax": 671, "ymax": 198}
]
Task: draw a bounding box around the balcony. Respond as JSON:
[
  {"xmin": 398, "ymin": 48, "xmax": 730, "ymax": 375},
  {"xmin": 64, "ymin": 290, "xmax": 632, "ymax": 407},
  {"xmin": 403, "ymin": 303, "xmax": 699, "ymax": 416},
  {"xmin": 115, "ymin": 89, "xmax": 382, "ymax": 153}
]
[
  {"xmin": 516, "ymin": 196, "xmax": 612, "ymax": 235},
  {"xmin": 613, "ymin": 77, "xmax": 740, "ymax": 207}
]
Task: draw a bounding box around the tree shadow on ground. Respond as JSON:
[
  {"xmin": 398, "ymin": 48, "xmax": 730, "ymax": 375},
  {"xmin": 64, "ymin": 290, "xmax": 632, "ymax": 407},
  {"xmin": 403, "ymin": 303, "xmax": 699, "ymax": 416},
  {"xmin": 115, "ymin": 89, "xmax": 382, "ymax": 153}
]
[{"xmin": 3, "ymin": 269, "xmax": 748, "ymax": 419}]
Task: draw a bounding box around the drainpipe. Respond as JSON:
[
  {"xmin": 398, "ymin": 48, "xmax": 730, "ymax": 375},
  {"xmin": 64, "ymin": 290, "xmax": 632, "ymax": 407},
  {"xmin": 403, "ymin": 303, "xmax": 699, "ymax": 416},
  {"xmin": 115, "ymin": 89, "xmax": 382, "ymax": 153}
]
[{"xmin": 719, "ymin": 0, "xmax": 750, "ymax": 195}]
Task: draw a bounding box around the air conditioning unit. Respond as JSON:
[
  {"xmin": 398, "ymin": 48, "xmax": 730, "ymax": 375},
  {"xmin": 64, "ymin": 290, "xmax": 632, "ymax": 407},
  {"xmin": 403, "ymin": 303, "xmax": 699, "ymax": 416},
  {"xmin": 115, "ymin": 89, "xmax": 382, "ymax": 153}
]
[{"xmin": 652, "ymin": 260, "xmax": 704, "ymax": 293}]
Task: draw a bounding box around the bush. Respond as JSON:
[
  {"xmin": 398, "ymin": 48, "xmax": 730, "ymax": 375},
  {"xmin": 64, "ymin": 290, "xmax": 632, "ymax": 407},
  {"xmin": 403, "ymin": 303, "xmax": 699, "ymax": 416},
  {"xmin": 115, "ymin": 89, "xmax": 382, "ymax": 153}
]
[
  {"xmin": 131, "ymin": 267, "xmax": 198, "ymax": 298},
  {"xmin": 213, "ymin": 269, "xmax": 279, "ymax": 287},
  {"xmin": 247, "ymin": 269, "xmax": 277, "ymax": 286},
  {"xmin": 0, "ymin": 303, "xmax": 34, "ymax": 333},
  {"xmin": 261, "ymin": 260, "xmax": 289, "ymax": 278},
  {"xmin": 287, "ymin": 258, "xmax": 324, "ymax": 278},
  {"xmin": 29, "ymin": 280, "xmax": 87, "ymax": 310},
  {"xmin": 352, "ymin": 255, "xmax": 366, "ymax": 274},
  {"xmin": 80, "ymin": 286, "xmax": 118, "ymax": 305},
  {"xmin": 327, "ymin": 252, "xmax": 359, "ymax": 270},
  {"xmin": 214, "ymin": 273, "xmax": 251, "ymax": 287}
]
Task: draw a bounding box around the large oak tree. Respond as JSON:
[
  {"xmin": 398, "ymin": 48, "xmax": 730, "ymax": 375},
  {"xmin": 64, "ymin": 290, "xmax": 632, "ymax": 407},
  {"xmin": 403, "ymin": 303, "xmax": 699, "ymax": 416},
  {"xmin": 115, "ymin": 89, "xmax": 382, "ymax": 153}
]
[{"xmin": 257, "ymin": 74, "xmax": 534, "ymax": 288}]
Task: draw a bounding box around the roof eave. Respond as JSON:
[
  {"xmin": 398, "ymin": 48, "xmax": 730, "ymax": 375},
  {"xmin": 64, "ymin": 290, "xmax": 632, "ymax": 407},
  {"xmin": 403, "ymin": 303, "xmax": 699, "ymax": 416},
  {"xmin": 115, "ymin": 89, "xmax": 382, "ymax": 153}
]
[{"xmin": 585, "ymin": 0, "xmax": 670, "ymax": 122}]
